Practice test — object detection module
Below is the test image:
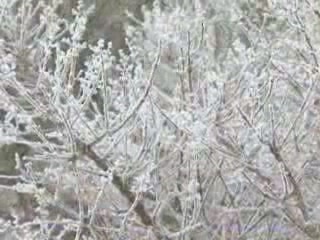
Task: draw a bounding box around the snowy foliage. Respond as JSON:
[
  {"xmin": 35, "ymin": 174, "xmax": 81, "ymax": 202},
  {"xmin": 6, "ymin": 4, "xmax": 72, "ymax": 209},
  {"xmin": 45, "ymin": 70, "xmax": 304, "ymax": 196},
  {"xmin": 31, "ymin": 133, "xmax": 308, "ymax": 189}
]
[{"xmin": 1, "ymin": 0, "xmax": 320, "ymax": 239}]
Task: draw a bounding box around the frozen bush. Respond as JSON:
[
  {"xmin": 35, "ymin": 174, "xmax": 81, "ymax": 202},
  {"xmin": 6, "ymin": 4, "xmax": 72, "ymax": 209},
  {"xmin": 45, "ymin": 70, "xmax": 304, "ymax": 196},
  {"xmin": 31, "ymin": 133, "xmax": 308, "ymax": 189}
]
[{"xmin": 1, "ymin": 0, "xmax": 320, "ymax": 239}]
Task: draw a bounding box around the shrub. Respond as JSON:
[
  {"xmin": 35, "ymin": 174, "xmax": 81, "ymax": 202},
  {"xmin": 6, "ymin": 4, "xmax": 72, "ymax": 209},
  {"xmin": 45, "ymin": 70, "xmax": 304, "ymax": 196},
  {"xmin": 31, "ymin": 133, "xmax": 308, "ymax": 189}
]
[{"xmin": 1, "ymin": 0, "xmax": 320, "ymax": 239}]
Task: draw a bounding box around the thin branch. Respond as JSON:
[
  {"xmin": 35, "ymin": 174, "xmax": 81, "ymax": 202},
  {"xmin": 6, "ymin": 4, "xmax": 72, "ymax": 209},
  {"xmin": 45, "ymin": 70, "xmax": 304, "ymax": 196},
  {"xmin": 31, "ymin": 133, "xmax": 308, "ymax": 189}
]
[
  {"xmin": 75, "ymin": 139, "xmax": 156, "ymax": 232},
  {"xmin": 90, "ymin": 42, "xmax": 162, "ymax": 146}
]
